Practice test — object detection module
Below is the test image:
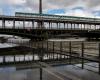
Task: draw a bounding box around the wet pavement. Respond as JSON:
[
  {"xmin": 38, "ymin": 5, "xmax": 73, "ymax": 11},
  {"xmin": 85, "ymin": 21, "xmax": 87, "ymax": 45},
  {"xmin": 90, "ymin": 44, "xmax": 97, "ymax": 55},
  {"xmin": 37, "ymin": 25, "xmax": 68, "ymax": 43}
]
[{"xmin": 0, "ymin": 63, "xmax": 100, "ymax": 80}]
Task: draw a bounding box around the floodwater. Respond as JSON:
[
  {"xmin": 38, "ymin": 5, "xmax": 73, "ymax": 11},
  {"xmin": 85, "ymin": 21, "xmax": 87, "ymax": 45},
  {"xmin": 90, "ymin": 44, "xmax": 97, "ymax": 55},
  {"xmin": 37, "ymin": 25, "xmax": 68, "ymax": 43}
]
[
  {"xmin": 0, "ymin": 63, "xmax": 100, "ymax": 80},
  {"xmin": 0, "ymin": 43, "xmax": 17, "ymax": 48},
  {"xmin": 0, "ymin": 40, "xmax": 66, "ymax": 80},
  {"xmin": 48, "ymin": 38, "xmax": 86, "ymax": 42},
  {"xmin": 0, "ymin": 38, "xmax": 100, "ymax": 80}
]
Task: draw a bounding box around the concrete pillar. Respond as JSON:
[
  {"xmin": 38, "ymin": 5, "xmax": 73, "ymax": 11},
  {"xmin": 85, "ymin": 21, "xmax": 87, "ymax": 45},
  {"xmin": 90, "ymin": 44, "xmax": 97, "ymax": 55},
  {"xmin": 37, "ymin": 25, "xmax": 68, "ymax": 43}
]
[
  {"xmin": 71, "ymin": 23, "xmax": 72, "ymax": 30},
  {"xmin": 2, "ymin": 20, "xmax": 5, "ymax": 29},
  {"xmin": 64, "ymin": 23, "xmax": 65, "ymax": 29},
  {"xmin": 74, "ymin": 23, "xmax": 75, "ymax": 30},
  {"xmin": 69, "ymin": 42, "xmax": 72, "ymax": 64},
  {"xmin": 51, "ymin": 22, "xmax": 52, "ymax": 29},
  {"xmin": 67, "ymin": 23, "xmax": 68, "ymax": 29},
  {"xmin": 59, "ymin": 23, "xmax": 60, "ymax": 29},
  {"xmin": 77, "ymin": 24, "xmax": 79, "ymax": 30},
  {"xmin": 40, "ymin": 68, "xmax": 43, "ymax": 80},
  {"xmin": 49, "ymin": 22, "xmax": 50, "ymax": 29},
  {"xmin": 53, "ymin": 41, "xmax": 54, "ymax": 59},
  {"xmin": 94, "ymin": 25, "xmax": 96, "ymax": 30},
  {"xmin": 32, "ymin": 21, "xmax": 34, "ymax": 29},
  {"xmin": 23, "ymin": 20, "xmax": 25, "ymax": 29},
  {"xmin": 13, "ymin": 20, "xmax": 15, "ymax": 29},
  {"xmin": 81, "ymin": 24, "xmax": 83, "ymax": 30},
  {"xmin": 56, "ymin": 22, "xmax": 58, "ymax": 29},
  {"xmin": 60, "ymin": 42, "xmax": 62, "ymax": 59},
  {"xmin": 81, "ymin": 42, "xmax": 84, "ymax": 69},
  {"xmin": 98, "ymin": 43, "xmax": 100, "ymax": 74},
  {"xmin": 83, "ymin": 24, "xmax": 85, "ymax": 30}
]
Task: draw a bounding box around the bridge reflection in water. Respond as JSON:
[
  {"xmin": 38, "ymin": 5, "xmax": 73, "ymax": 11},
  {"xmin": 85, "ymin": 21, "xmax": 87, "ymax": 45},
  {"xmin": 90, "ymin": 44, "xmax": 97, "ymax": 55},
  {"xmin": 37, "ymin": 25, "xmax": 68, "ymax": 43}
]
[{"xmin": 0, "ymin": 40, "xmax": 100, "ymax": 75}]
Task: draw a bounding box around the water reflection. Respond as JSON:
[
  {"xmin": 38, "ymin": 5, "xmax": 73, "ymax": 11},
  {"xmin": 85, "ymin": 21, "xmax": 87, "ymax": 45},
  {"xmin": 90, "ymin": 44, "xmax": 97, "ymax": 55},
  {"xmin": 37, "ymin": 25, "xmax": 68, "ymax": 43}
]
[
  {"xmin": 0, "ymin": 67, "xmax": 16, "ymax": 72},
  {"xmin": 0, "ymin": 43, "xmax": 17, "ymax": 48}
]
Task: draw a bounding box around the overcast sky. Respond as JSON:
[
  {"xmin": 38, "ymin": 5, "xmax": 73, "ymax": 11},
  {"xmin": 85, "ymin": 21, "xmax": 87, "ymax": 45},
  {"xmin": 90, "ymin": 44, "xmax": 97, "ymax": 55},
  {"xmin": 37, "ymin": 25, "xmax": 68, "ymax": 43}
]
[{"xmin": 0, "ymin": 0, "xmax": 100, "ymax": 18}]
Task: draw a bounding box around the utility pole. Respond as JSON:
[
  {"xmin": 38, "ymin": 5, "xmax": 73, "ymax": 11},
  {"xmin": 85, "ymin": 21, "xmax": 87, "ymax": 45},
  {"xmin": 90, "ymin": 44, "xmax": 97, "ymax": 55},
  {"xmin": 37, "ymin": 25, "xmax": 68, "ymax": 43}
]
[
  {"xmin": 39, "ymin": 0, "xmax": 42, "ymax": 14},
  {"xmin": 38, "ymin": 0, "xmax": 44, "ymax": 29},
  {"xmin": 39, "ymin": 1, "xmax": 43, "ymax": 80}
]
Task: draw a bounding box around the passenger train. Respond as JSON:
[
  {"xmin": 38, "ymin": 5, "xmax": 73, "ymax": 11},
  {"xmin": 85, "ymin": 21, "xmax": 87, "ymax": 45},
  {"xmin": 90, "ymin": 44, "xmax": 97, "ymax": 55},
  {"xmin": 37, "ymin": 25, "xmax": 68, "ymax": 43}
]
[{"xmin": 15, "ymin": 12, "xmax": 100, "ymax": 22}]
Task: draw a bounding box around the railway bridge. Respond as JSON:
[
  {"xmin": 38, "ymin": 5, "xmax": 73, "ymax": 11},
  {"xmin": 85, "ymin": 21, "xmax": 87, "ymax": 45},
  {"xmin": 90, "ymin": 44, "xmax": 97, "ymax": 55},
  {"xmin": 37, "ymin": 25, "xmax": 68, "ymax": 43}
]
[{"xmin": 0, "ymin": 13, "xmax": 100, "ymax": 40}]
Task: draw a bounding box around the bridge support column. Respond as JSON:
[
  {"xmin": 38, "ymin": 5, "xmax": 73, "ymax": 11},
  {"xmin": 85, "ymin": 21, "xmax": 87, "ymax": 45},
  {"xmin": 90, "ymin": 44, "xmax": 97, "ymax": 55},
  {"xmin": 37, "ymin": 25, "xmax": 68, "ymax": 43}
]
[
  {"xmin": 42, "ymin": 41, "xmax": 44, "ymax": 61},
  {"xmin": 88, "ymin": 24, "xmax": 91, "ymax": 30},
  {"xmin": 95, "ymin": 25, "xmax": 97, "ymax": 30},
  {"xmin": 81, "ymin": 42, "xmax": 84, "ymax": 69},
  {"xmin": 2, "ymin": 20, "xmax": 5, "ymax": 29},
  {"xmin": 46, "ymin": 41, "xmax": 48, "ymax": 58},
  {"xmin": 64, "ymin": 23, "xmax": 65, "ymax": 29},
  {"xmin": 74, "ymin": 23, "xmax": 75, "ymax": 30},
  {"xmin": 83, "ymin": 24, "xmax": 85, "ymax": 30},
  {"xmin": 77, "ymin": 24, "xmax": 79, "ymax": 30},
  {"xmin": 59, "ymin": 23, "xmax": 60, "ymax": 29},
  {"xmin": 13, "ymin": 20, "xmax": 15, "ymax": 29},
  {"xmin": 56, "ymin": 23, "xmax": 58, "ymax": 29},
  {"xmin": 14, "ymin": 55, "xmax": 16, "ymax": 63},
  {"xmin": 51, "ymin": 22, "xmax": 52, "ymax": 29},
  {"xmin": 85, "ymin": 24, "xmax": 87, "ymax": 30},
  {"xmin": 32, "ymin": 49, "xmax": 34, "ymax": 61},
  {"xmin": 32, "ymin": 21, "xmax": 34, "ymax": 29},
  {"xmin": 53, "ymin": 41, "xmax": 55, "ymax": 59},
  {"xmin": 70, "ymin": 23, "xmax": 72, "ymax": 33},
  {"xmin": 94, "ymin": 25, "xmax": 96, "ymax": 30},
  {"xmin": 86, "ymin": 24, "xmax": 88, "ymax": 30},
  {"xmin": 98, "ymin": 43, "xmax": 100, "ymax": 74},
  {"xmin": 23, "ymin": 20, "xmax": 25, "ymax": 29},
  {"xmin": 60, "ymin": 42, "xmax": 62, "ymax": 59},
  {"xmin": 82, "ymin": 24, "xmax": 84, "ymax": 30},
  {"xmin": 90, "ymin": 24, "xmax": 92, "ymax": 30},
  {"xmin": 48, "ymin": 22, "xmax": 50, "ymax": 29},
  {"xmin": 37, "ymin": 21, "xmax": 44, "ymax": 29},
  {"xmin": 69, "ymin": 42, "xmax": 72, "ymax": 64},
  {"xmin": 67, "ymin": 23, "xmax": 68, "ymax": 29},
  {"xmin": 3, "ymin": 56, "xmax": 5, "ymax": 64},
  {"xmin": 80, "ymin": 24, "xmax": 82, "ymax": 30},
  {"xmin": 40, "ymin": 66, "xmax": 43, "ymax": 80}
]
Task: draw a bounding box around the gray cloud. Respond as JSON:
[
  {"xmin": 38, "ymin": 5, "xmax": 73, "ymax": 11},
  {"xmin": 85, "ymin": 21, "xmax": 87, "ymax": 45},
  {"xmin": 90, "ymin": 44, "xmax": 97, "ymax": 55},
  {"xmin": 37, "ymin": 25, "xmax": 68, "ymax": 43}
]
[
  {"xmin": 25, "ymin": 0, "xmax": 78, "ymax": 12},
  {"xmin": 0, "ymin": 0, "xmax": 100, "ymax": 17},
  {"xmin": 84, "ymin": 0, "xmax": 100, "ymax": 8},
  {"xmin": 0, "ymin": 0, "xmax": 100, "ymax": 10},
  {"xmin": 23, "ymin": 0, "xmax": 100, "ymax": 13}
]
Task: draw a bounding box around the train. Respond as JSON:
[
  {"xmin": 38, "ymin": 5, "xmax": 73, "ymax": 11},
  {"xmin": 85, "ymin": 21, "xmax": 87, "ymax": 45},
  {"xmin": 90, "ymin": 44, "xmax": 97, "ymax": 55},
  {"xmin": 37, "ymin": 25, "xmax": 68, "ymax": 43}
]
[{"xmin": 15, "ymin": 12, "xmax": 100, "ymax": 22}]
